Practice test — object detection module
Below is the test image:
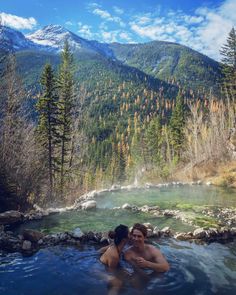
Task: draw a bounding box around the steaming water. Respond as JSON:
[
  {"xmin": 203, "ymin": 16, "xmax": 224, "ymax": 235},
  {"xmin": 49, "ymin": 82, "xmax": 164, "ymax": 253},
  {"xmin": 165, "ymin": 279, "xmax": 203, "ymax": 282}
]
[
  {"xmin": 95, "ymin": 185, "xmax": 236, "ymax": 209},
  {"xmin": 16, "ymin": 185, "xmax": 236, "ymax": 234},
  {"xmin": 0, "ymin": 238, "xmax": 235, "ymax": 295},
  {"xmin": 2, "ymin": 186, "xmax": 236, "ymax": 294}
]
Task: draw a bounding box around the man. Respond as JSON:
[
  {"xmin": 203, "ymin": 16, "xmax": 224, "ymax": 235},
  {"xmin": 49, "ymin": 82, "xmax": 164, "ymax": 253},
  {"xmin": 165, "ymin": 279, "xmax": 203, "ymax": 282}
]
[{"xmin": 124, "ymin": 223, "xmax": 169, "ymax": 273}]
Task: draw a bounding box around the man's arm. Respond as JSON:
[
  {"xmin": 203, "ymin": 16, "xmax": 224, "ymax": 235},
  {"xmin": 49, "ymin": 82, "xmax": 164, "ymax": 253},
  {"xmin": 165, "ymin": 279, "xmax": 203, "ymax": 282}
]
[{"xmin": 135, "ymin": 247, "xmax": 169, "ymax": 273}]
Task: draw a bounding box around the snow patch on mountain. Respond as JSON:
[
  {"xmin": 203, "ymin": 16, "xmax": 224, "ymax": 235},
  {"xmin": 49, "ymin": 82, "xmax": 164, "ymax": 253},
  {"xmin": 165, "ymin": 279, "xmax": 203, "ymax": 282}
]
[{"xmin": 0, "ymin": 26, "xmax": 35, "ymax": 51}]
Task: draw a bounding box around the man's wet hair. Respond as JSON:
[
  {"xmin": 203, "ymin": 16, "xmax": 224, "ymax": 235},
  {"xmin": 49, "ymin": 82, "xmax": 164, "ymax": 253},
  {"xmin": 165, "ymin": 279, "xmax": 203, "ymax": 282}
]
[{"xmin": 131, "ymin": 223, "xmax": 148, "ymax": 237}]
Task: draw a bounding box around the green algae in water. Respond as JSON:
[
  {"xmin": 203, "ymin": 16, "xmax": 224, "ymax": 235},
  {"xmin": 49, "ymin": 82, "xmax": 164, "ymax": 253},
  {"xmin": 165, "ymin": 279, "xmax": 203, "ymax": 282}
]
[
  {"xmin": 16, "ymin": 208, "xmax": 194, "ymax": 234},
  {"xmin": 15, "ymin": 185, "xmax": 236, "ymax": 234},
  {"xmin": 193, "ymin": 216, "xmax": 220, "ymax": 229}
]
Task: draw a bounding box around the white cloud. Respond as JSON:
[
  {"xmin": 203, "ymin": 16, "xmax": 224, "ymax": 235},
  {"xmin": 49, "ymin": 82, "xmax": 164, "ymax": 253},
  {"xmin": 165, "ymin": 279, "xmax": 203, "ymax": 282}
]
[
  {"xmin": 101, "ymin": 31, "xmax": 118, "ymax": 43},
  {"xmin": 194, "ymin": 0, "xmax": 236, "ymax": 60},
  {"xmin": 129, "ymin": 0, "xmax": 236, "ymax": 61},
  {"xmin": 113, "ymin": 6, "xmax": 124, "ymax": 15},
  {"xmin": 0, "ymin": 12, "xmax": 37, "ymax": 30},
  {"xmin": 136, "ymin": 16, "xmax": 152, "ymax": 25},
  {"xmin": 78, "ymin": 22, "xmax": 93, "ymax": 39},
  {"xmin": 119, "ymin": 32, "xmax": 133, "ymax": 42},
  {"xmin": 65, "ymin": 21, "xmax": 73, "ymax": 26},
  {"xmin": 99, "ymin": 22, "xmax": 108, "ymax": 31},
  {"xmin": 92, "ymin": 7, "xmax": 125, "ymax": 27}
]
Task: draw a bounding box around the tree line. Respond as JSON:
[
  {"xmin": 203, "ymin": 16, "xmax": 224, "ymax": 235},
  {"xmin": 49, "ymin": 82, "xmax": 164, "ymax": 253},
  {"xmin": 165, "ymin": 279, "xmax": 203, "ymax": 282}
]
[{"xmin": 0, "ymin": 28, "xmax": 235, "ymax": 211}]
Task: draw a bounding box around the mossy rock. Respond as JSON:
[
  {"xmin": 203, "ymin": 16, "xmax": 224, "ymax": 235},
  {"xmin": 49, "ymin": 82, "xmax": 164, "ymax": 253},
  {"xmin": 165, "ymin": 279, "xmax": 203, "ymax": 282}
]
[{"xmin": 193, "ymin": 216, "xmax": 219, "ymax": 229}]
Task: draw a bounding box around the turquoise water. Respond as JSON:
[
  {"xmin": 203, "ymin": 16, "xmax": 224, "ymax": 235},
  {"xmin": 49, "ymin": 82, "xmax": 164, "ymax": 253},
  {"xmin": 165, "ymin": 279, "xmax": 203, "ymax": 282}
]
[
  {"xmin": 16, "ymin": 208, "xmax": 194, "ymax": 234},
  {"xmin": 0, "ymin": 238, "xmax": 235, "ymax": 295},
  {"xmin": 2, "ymin": 186, "xmax": 236, "ymax": 295},
  {"xmin": 16, "ymin": 185, "xmax": 236, "ymax": 234},
  {"xmin": 95, "ymin": 185, "xmax": 236, "ymax": 209}
]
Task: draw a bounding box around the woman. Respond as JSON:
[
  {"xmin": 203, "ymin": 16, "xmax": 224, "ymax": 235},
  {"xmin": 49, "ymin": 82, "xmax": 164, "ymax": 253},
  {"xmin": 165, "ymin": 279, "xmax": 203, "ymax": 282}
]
[{"xmin": 100, "ymin": 224, "xmax": 129, "ymax": 270}]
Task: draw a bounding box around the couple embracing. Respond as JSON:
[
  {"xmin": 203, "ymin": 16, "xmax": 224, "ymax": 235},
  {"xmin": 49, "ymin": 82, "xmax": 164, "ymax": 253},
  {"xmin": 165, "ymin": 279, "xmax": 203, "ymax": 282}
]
[{"xmin": 99, "ymin": 223, "xmax": 169, "ymax": 294}]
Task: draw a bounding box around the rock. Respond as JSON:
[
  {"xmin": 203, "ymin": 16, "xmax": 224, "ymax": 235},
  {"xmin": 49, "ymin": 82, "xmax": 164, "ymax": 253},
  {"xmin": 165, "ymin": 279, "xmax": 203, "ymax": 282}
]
[
  {"xmin": 71, "ymin": 228, "xmax": 84, "ymax": 238},
  {"xmin": 110, "ymin": 184, "xmax": 121, "ymax": 191},
  {"xmin": 0, "ymin": 210, "xmax": 23, "ymax": 225},
  {"xmin": 160, "ymin": 227, "xmax": 171, "ymax": 236},
  {"xmin": 100, "ymin": 236, "xmax": 109, "ymax": 244},
  {"xmin": 22, "ymin": 240, "xmax": 32, "ymax": 251},
  {"xmin": 161, "ymin": 227, "xmax": 170, "ymax": 233},
  {"xmin": 140, "ymin": 205, "xmax": 160, "ymax": 213},
  {"xmin": 37, "ymin": 239, "xmax": 44, "ymax": 245},
  {"xmin": 163, "ymin": 210, "xmax": 176, "ymax": 217},
  {"xmin": 206, "ymin": 181, "xmax": 212, "ymax": 186},
  {"xmin": 22, "ymin": 229, "xmax": 44, "ymax": 243},
  {"xmin": 193, "ymin": 228, "xmax": 207, "ymax": 239},
  {"xmin": 0, "ymin": 225, "xmax": 4, "ymax": 232},
  {"xmin": 81, "ymin": 200, "xmax": 97, "ymax": 210},
  {"xmin": 153, "ymin": 226, "xmax": 160, "ymax": 235},
  {"xmin": 143, "ymin": 223, "xmax": 154, "ymax": 231},
  {"xmin": 174, "ymin": 232, "xmax": 193, "ymax": 241},
  {"xmin": 205, "ymin": 228, "xmax": 218, "ymax": 238},
  {"xmin": 147, "ymin": 229, "xmax": 154, "ymax": 237},
  {"xmin": 122, "ymin": 203, "xmax": 132, "ymax": 210},
  {"xmin": 86, "ymin": 190, "xmax": 98, "ymax": 199}
]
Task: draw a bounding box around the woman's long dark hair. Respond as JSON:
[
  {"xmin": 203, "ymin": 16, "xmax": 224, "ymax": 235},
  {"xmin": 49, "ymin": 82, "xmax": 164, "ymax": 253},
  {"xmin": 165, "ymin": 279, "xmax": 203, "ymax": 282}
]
[{"xmin": 109, "ymin": 224, "xmax": 129, "ymax": 246}]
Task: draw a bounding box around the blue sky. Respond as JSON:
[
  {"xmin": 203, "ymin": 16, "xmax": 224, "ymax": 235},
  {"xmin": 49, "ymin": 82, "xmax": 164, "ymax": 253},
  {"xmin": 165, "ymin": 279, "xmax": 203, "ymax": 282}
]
[{"xmin": 0, "ymin": 0, "xmax": 235, "ymax": 61}]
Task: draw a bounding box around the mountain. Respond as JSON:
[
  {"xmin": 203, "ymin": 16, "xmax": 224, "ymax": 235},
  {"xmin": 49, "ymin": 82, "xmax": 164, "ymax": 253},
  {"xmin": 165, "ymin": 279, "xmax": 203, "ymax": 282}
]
[
  {"xmin": 108, "ymin": 42, "xmax": 222, "ymax": 93},
  {"xmin": 26, "ymin": 25, "xmax": 114, "ymax": 57},
  {"xmin": 0, "ymin": 24, "xmax": 222, "ymax": 93},
  {"xmin": 0, "ymin": 26, "xmax": 37, "ymax": 52}
]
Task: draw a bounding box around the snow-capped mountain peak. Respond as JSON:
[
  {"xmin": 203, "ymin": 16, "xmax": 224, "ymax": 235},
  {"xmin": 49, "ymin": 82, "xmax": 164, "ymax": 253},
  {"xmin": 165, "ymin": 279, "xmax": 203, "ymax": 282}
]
[
  {"xmin": 0, "ymin": 24, "xmax": 114, "ymax": 58},
  {"xmin": 26, "ymin": 25, "xmax": 88, "ymax": 52}
]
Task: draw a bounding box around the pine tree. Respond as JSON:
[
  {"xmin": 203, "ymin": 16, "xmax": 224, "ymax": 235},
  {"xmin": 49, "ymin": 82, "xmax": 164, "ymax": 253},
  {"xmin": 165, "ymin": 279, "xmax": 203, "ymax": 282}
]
[
  {"xmin": 220, "ymin": 27, "xmax": 236, "ymax": 101},
  {"xmin": 144, "ymin": 116, "xmax": 163, "ymax": 165},
  {"xmin": 57, "ymin": 40, "xmax": 75, "ymax": 200},
  {"xmin": 36, "ymin": 63, "xmax": 58, "ymax": 201},
  {"xmin": 169, "ymin": 90, "xmax": 186, "ymax": 160}
]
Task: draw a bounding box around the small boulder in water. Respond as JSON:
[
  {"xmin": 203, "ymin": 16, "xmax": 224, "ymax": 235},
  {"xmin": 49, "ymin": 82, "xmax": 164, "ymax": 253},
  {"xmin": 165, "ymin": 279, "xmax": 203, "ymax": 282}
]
[
  {"xmin": 122, "ymin": 203, "xmax": 132, "ymax": 210},
  {"xmin": 22, "ymin": 240, "xmax": 32, "ymax": 251},
  {"xmin": 71, "ymin": 228, "xmax": 84, "ymax": 238},
  {"xmin": 174, "ymin": 232, "xmax": 193, "ymax": 241},
  {"xmin": 0, "ymin": 210, "xmax": 23, "ymax": 225},
  {"xmin": 23, "ymin": 229, "xmax": 44, "ymax": 243},
  {"xmin": 193, "ymin": 228, "xmax": 207, "ymax": 239},
  {"xmin": 81, "ymin": 200, "xmax": 97, "ymax": 210},
  {"xmin": 143, "ymin": 223, "xmax": 154, "ymax": 231}
]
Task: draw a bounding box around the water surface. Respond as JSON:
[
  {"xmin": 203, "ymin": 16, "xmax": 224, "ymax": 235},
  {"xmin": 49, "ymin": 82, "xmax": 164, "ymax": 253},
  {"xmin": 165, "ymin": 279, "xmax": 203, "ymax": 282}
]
[
  {"xmin": 0, "ymin": 238, "xmax": 235, "ymax": 295},
  {"xmin": 16, "ymin": 185, "xmax": 236, "ymax": 234}
]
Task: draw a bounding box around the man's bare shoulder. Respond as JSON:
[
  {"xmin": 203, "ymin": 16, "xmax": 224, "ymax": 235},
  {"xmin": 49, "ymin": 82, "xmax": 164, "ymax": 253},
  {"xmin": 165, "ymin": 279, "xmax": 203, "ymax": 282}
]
[{"xmin": 145, "ymin": 244, "xmax": 162, "ymax": 255}]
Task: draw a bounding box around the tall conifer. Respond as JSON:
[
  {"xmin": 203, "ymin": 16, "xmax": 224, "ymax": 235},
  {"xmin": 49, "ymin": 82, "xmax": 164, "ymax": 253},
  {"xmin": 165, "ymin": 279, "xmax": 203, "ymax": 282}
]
[
  {"xmin": 57, "ymin": 40, "xmax": 75, "ymax": 200},
  {"xmin": 36, "ymin": 63, "xmax": 58, "ymax": 201}
]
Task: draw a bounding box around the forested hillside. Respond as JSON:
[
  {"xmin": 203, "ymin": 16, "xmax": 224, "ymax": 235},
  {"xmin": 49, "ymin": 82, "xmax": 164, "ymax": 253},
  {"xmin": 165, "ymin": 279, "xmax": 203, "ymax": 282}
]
[
  {"xmin": 0, "ymin": 26, "xmax": 235, "ymax": 212},
  {"xmin": 109, "ymin": 41, "xmax": 222, "ymax": 94}
]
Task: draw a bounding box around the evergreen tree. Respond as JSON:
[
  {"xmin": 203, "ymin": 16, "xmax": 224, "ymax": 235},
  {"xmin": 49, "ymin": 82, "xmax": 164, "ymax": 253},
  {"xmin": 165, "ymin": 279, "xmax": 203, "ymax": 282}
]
[
  {"xmin": 57, "ymin": 40, "xmax": 75, "ymax": 200},
  {"xmin": 169, "ymin": 90, "xmax": 186, "ymax": 160},
  {"xmin": 144, "ymin": 116, "xmax": 163, "ymax": 165},
  {"xmin": 36, "ymin": 63, "xmax": 58, "ymax": 201},
  {"xmin": 220, "ymin": 27, "xmax": 236, "ymax": 101}
]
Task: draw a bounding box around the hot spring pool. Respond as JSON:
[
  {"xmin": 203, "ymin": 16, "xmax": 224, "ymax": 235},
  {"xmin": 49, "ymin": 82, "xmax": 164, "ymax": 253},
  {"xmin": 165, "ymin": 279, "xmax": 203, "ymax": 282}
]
[{"xmin": 0, "ymin": 238, "xmax": 235, "ymax": 295}]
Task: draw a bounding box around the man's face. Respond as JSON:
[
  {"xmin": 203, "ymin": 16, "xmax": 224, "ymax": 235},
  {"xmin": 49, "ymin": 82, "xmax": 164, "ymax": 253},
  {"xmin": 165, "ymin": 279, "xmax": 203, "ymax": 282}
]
[{"xmin": 131, "ymin": 229, "xmax": 145, "ymax": 247}]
